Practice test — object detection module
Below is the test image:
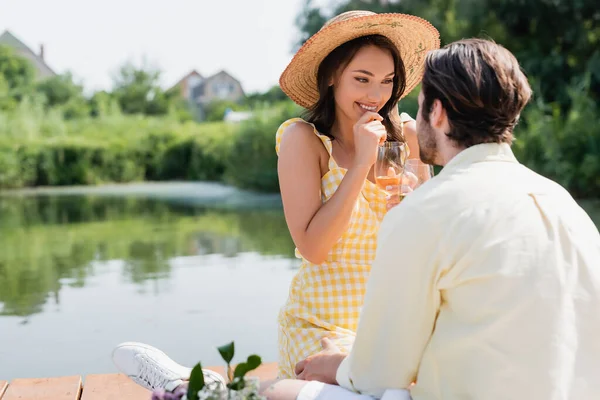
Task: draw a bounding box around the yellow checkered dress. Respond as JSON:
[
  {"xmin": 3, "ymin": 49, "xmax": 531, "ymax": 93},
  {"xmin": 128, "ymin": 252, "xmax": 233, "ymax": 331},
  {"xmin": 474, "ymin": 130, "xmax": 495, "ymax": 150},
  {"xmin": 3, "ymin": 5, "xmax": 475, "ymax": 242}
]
[{"xmin": 275, "ymin": 118, "xmax": 389, "ymax": 378}]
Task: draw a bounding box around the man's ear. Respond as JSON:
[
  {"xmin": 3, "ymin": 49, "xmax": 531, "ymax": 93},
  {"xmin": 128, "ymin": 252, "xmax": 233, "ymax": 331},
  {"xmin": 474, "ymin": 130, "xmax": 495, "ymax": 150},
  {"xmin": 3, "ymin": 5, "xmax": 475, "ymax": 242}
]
[{"xmin": 430, "ymin": 99, "xmax": 447, "ymax": 128}]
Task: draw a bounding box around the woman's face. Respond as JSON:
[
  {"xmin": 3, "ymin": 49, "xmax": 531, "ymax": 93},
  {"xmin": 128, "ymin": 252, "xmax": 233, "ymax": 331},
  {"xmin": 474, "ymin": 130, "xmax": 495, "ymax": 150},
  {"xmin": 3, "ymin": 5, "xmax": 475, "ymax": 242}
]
[{"xmin": 332, "ymin": 45, "xmax": 395, "ymax": 124}]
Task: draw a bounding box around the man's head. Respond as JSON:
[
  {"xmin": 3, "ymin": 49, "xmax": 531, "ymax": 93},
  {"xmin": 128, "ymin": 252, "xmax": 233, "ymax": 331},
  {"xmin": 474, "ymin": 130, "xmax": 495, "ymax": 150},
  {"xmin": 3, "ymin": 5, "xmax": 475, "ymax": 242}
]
[{"xmin": 416, "ymin": 38, "xmax": 532, "ymax": 165}]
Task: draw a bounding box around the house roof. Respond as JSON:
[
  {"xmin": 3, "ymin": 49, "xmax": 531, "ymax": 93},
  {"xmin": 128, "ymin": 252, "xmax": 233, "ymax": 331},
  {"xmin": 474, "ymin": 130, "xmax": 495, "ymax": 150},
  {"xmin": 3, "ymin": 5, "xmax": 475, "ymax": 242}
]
[
  {"xmin": 207, "ymin": 70, "xmax": 242, "ymax": 85},
  {"xmin": 190, "ymin": 70, "xmax": 245, "ymax": 100},
  {"xmin": 0, "ymin": 30, "xmax": 56, "ymax": 78},
  {"xmin": 169, "ymin": 69, "xmax": 204, "ymax": 91}
]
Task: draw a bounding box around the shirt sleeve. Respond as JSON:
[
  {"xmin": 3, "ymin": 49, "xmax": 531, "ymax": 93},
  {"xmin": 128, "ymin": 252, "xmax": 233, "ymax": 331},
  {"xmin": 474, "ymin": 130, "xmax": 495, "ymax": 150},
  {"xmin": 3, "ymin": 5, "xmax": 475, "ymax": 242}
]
[{"xmin": 336, "ymin": 202, "xmax": 441, "ymax": 398}]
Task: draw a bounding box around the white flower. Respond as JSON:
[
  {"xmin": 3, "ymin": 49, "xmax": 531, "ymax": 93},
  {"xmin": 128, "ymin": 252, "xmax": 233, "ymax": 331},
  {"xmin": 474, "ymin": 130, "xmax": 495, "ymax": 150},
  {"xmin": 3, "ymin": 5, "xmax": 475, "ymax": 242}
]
[{"xmin": 189, "ymin": 377, "xmax": 265, "ymax": 400}]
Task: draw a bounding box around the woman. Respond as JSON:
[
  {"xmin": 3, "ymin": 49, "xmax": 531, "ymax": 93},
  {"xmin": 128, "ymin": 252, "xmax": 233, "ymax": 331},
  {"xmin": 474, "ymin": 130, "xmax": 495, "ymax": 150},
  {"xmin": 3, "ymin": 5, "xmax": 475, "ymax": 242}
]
[
  {"xmin": 275, "ymin": 10, "xmax": 439, "ymax": 379},
  {"xmin": 110, "ymin": 10, "xmax": 439, "ymax": 398}
]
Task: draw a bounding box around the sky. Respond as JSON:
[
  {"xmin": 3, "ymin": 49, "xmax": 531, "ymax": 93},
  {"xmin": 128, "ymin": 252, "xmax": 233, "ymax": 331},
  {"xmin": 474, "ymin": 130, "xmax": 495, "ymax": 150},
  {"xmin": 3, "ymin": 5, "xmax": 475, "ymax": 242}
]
[{"xmin": 0, "ymin": 0, "xmax": 334, "ymax": 95}]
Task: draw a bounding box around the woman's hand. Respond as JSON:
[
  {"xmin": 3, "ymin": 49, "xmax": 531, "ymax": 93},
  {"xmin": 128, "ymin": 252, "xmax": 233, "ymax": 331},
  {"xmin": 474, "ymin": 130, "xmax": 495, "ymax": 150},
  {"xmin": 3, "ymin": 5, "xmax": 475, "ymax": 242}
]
[
  {"xmin": 352, "ymin": 112, "xmax": 387, "ymax": 169},
  {"xmin": 295, "ymin": 338, "xmax": 346, "ymax": 384},
  {"xmin": 385, "ymin": 172, "xmax": 419, "ymax": 211}
]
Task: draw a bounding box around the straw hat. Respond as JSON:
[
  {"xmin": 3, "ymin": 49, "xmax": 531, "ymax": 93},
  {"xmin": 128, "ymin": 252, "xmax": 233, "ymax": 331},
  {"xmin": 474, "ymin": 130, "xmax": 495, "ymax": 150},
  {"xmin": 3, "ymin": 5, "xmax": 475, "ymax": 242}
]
[{"xmin": 280, "ymin": 10, "xmax": 440, "ymax": 109}]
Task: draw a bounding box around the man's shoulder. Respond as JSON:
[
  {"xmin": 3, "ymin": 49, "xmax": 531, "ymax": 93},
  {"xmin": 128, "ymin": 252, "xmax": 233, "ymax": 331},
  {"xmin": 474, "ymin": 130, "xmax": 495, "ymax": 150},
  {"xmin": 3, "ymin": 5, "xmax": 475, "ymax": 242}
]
[
  {"xmin": 396, "ymin": 160, "xmax": 567, "ymax": 223},
  {"xmin": 398, "ymin": 171, "xmax": 465, "ymax": 214}
]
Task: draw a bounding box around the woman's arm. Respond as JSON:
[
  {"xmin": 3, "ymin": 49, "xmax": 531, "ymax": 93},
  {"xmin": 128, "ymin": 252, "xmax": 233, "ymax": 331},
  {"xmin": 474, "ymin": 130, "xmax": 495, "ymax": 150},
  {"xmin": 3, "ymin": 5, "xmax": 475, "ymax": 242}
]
[{"xmin": 277, "ymin": 123, "xmax": 371, "ymax": 264}]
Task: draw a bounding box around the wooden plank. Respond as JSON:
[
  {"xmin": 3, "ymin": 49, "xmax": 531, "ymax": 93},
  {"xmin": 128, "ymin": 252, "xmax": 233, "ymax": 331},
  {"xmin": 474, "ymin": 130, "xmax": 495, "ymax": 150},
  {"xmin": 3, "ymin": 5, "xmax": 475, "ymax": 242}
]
[
  {"xmin": 81, "ymin": 373, "xmax": 150, "ymax": 400},
  {"xmin": 0, "ymin": 381, "xmax": 8, "ymax": 399},
  {"xmin": 247, "ymin": 362, "xmax": 278, "ymax": 381},
  {"xmin": 3, "ymin": 376, "xmax": 82, "ymax": 400}
]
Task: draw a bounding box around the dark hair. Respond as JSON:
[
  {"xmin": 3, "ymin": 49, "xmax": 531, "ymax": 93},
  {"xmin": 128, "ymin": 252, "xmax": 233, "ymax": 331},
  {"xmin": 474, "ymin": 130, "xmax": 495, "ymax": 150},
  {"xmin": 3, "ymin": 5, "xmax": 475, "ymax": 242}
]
[
  {"xmin": 304, "ymin": 35, "xmax": 407, "ymax": 142},
  {"xmin": 421, "ymin": 38, "xmax": 532, "ymax": 148}
]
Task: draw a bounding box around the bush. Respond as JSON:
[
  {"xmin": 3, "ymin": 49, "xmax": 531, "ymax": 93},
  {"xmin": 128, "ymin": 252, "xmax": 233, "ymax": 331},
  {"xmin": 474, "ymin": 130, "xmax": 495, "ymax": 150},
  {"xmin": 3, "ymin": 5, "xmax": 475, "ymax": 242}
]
[
  {"xmin": 0, "ymin": 110, "xmax": 238, "ymax": 188},
  {"xmin": 224, "ymin": 100, "xmax": 301, "ymax": 192},
  {"xmin": 513, "ymin": 79, "xmax": 600, "ymax": 198}
]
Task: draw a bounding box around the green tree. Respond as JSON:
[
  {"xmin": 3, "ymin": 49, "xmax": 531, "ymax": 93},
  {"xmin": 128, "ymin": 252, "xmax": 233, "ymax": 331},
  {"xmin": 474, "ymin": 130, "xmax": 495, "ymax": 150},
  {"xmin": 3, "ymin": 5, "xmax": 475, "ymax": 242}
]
[
  {"xmin": 294, "ymin": 0, "xmax": 328, "ymax": 50},
  {"xmin": 481, "ymin": 0, "xmax": 600, "ymax": 107},
  {"xmin": 0, "ymin": 74, "xmax": 12, "ymax": 109},
  {"xmin": 111, "ymin": 61, "xmax": 176, "ymax": 116},
  {"xmin": 88, "ymin": 90, "xmax": 121, "ymax": 118},
  {"xmin": 204, "ymin": 99, "xmax": 246, "ymax": 122},
  {"xmin": 245, "ymin": 85, "xmax": 288, "ymax": 107},
  {"xmin": 0, "ymin": 45, "xmax": 35, "ymax": 109},
  {"xmin": 35, "ymin": 72, "xmax": 89, "ymax": 119}
]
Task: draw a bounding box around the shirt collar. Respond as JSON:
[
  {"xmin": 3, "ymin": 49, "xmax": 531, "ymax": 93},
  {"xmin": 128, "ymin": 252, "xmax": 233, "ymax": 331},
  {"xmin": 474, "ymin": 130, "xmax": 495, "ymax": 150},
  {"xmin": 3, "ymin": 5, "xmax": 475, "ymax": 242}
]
[{"xmin": 439, "ymin": 143, "xmax": 519, "ymax": 175}]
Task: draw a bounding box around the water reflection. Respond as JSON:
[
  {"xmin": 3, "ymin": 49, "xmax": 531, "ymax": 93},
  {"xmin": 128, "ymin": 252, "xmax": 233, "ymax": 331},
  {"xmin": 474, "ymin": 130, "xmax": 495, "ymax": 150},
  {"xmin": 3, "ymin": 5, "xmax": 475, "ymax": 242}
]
[{"xmin": 0, "ymin": 195, "xmax": 295, "ymax": 317}]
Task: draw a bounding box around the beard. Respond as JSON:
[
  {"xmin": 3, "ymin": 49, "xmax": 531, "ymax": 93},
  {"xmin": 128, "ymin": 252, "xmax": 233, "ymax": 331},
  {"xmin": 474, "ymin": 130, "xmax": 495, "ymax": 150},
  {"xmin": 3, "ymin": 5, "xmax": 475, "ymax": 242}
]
[{"xmin": 417, "ymin": 119, "xmax": 439, "ymax": 165}]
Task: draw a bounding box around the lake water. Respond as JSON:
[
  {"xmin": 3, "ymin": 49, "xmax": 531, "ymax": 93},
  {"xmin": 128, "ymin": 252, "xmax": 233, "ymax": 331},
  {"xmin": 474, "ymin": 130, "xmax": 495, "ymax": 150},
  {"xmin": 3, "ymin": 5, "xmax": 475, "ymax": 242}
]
[
  {"xmin": 0, "ymin": 183, "xmax": 299, "ymax": 381},
  {"xmin": 0, "ymin": 183, "xmax": 598, "ymax": 381}
]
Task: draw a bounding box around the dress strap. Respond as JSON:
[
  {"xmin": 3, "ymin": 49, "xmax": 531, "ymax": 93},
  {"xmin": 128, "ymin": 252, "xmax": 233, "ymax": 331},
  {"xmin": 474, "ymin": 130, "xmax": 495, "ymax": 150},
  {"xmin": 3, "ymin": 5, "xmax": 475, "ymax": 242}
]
[{"xmin": 275, "ymin": 118, "xmax": 339, "ymax": 170}]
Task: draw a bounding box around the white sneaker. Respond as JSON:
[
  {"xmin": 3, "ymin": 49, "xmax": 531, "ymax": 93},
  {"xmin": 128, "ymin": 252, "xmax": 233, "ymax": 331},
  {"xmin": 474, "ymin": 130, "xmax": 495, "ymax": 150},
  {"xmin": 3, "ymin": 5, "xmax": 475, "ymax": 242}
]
[{"xmin": 112, "ymin": 342, "xmax": 226, "ymax": 392}]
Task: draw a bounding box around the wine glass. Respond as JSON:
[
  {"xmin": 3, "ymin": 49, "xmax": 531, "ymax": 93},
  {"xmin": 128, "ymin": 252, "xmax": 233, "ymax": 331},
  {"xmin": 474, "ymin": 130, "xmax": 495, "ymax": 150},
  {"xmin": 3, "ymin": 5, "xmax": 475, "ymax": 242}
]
[
  {"xmin": 375, "ymin": 142, "xmax": 408, "ymax": 194},
  {"xmin": 399, "ymin": 159, "xmax": 434, "ymax": 198}
]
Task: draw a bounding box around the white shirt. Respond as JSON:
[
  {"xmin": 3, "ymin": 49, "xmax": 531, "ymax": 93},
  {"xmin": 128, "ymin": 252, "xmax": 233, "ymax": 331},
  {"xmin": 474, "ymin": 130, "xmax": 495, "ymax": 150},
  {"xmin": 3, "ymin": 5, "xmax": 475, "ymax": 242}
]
[{"xmin": 336, "ymin": 143, "xmax": 600, "ymax": 399}]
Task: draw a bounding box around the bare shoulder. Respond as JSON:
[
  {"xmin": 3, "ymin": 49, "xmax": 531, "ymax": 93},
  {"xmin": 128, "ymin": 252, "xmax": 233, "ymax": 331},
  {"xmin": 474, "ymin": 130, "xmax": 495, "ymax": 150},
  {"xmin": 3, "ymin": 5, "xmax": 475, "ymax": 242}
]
[
  {"xmin": 403, "ymin": 118, "xmax": 417, "ymax": 136},
  {"xmin": 278, "ymin": 120, "xmax": 327, "ymax": 159}
]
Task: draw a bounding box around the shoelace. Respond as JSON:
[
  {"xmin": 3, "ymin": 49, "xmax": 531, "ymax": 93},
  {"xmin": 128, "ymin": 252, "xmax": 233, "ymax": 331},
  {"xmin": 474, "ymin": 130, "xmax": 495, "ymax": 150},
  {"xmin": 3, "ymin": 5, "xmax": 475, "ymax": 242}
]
[{"xmin": 137, "ymin": 356, "xmax": 174, "ymax": 390}]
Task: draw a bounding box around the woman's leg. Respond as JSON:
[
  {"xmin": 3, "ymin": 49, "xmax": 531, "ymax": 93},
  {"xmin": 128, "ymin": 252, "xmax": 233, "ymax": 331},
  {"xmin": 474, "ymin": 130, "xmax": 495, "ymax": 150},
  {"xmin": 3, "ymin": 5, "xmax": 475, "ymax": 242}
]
[
  {"xmin": 260, "ymin": 379, "xmax": 380, "ymax": 400},
  {"xmin": 260, "ymin": 378, "xmax": 308, "ymax": 400}
]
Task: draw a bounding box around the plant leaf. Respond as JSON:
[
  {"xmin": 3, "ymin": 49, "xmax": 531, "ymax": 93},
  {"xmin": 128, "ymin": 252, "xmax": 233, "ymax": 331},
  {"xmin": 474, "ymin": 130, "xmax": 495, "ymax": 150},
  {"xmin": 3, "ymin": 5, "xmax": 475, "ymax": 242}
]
[
  {"xmin": 233, "ymin": 355, "xmax": 262, "ymax": 379},
  {"xmin": 217, "ymin": 341, "xmax": 235, "ymax": 364},
  {"xmin": 227, "ymin": 376, "xmax": 245, "ymax": 391},
  {"xmin": 187, "ymin": 362, "xmax": 205, "ymax": 400}
]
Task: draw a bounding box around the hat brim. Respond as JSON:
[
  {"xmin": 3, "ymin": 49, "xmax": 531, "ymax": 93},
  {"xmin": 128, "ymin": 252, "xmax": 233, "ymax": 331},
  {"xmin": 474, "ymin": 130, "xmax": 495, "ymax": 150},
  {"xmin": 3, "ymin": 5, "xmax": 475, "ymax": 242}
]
[{"xmin": 280, "ymin": 13, "xmax": 440, "ymax": 109}]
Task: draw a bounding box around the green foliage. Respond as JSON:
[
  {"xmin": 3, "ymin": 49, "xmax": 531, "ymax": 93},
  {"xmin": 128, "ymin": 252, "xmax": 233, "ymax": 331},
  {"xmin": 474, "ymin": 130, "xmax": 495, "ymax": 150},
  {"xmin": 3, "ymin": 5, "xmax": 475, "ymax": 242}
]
[
  {"xmin": 232, "ymin": 355, "xmax": 262, "ymax": 382},
  {"xmin": 293, "ymin": 0, "xmax": 327, "ymax": 51},
  {"xmin": 111, "ymin": 60, "xmax": 179, "ymax": 116},
  {"xmin": 224, "ymin": 100, "xmax": 301, "ymax": 192},
  {"xmin": 0, "ymin": 95, "xmax": 298, "ymax": 193},
  {"xmin": 0, "ymin": 105, "xmax": 237, "ymax": 188},
  {"xmin": 217, "ymin": 342, "xmax": 236, "ymax": 365},
  {"xmin": 398, "ymin": 84, "xmax": 420, "ymax": 119},
  {"xmin": 204, "ymin": 99, "xmax": 246, "ymax": 122},
  {"xmin": 0, "ymin": 96, "xmax": 304, "ymax": 193},
  {"xmin": 0, "ymin": 45, "xmax": 35, "ymax": 108},
  {"xmin": 88, "ymin": 90, "xmax": 122, "ymax": 118},
  {"xmin": 245, "ymin": 85, "xmax": 288, "ymax": 108},
  {"xmin": 187, "ymin": 363, "xmax": 206, "ymax": 400},
  {"xmin": 513, "ymin": 78, "xmax": 600, "ymax": 199},
  {"xmin": 187, "ymin": 341, "xmax": 262, "ymax": 399},
  {"xmin": 35, "ymin": 72, "xmax": 89, "ymax": 119}
]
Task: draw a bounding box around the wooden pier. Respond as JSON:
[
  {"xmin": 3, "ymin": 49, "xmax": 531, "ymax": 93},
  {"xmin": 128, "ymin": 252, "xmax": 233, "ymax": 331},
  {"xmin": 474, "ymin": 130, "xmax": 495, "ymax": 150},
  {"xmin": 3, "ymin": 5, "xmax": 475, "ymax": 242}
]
[{"xmin": 0, "ymin": 363, "xmax": 278, "ymax": 399}]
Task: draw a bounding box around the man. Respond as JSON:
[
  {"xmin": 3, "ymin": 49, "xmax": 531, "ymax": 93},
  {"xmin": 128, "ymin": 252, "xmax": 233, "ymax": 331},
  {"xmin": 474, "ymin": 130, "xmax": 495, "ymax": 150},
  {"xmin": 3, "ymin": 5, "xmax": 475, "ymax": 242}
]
[{"xmin": 286, "ymin": 37, "xmax": 600, "ymax": 399}]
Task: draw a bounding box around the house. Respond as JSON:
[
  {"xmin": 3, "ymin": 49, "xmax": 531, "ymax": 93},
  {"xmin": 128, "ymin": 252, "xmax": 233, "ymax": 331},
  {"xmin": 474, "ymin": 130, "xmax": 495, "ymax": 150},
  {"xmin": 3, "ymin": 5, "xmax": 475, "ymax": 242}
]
[
  {"xmin": 171, "ymin": 70, "xmax": 204, "ymax": 100},
  {"xmin": 172, "ymin": 69, "xmax": 245, "ymax": 120},
  {"xmin": 0, "ymin": 30, "xmax": 56, "ymax": 80},
  {"xmin": 190, "ymin": 70, "xmax": 245, "ymax": 106}
]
